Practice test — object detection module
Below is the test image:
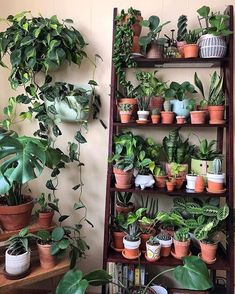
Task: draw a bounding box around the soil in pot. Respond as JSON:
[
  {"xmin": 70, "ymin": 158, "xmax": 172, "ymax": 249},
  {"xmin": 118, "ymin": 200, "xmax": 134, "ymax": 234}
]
[
  {"xmin": 173, "ymin": 239, "xmax": 190, "ymax": 258},
  {"xmin": 200, "ymin": 241, "xmax": 218, "ymax": 263},
  {"xmin": 190, "ymin": 111, "xmax": 206, "ymax": 124},
  {"xmin": 161, "ymin": 111, "xmax": 174, "ymax": 124},
  {"xmin": 113, "ymin": 168, "xmax": 133, "ymax": 189},
  {"xmin": 184, "ymin": 44, "xmax": 199, "ymax": 58},
  {"xmin": 112, "ymin": 231, "xmax": 125, "ymax": 250},
  {"xmin": 38, "ymin": 210, "xmax": 54, "ymax": 228},
  {"xmin": 0, "ymin": 195, "xmax": 34, "ymax": 231},
  {"xmin": 208, "ymin": 106, "xmax": 225, "ymax": 124},
  {"xmin": 37, "ymin": 241, "xmax": 56, "ymax": 269}
]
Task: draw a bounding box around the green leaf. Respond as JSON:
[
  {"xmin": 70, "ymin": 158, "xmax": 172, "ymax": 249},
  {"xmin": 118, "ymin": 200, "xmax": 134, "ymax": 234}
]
[
  {"xmin": 74, "ymin": 202, "xmax": 85, "ymax": 210},
  {"xmin": 88, "ymin": 80, "xmax": 98, "ymax": 86},
  {"xmin": 75, "ymin": 131, "xmax": 87, "ymax": 144},
  {"xmin": 19, "ymin": 227, "xmax": 28, "ymax": 237},
  {"xmin": 48, "ymin": 202, "xmax": 59, "ymax": 213},
  {"xmin": 51, "ymin": 243, "xmax": 60, "ymax": 255},
  {"xmin": 46, "ymin": 179, "xmax": 57, "ymax": 191},
  {"xmin": 58, "ymin": 239, "xmax": 69, "ymax": 249},
  {"xmin": 174, "ymin": 256, "xmax": 213, "ymax": 290},
  {"xmin": 37, "ymin": 230, "xmax": 51, "ymax": 241},
  {"xmin": 72, "ymin": 184, "xmax": 81, "ymax": 190},
  {"xmin": 59, "ymin": 215, "xmax": 69, "ymax": 222},
  {"xmin": 83, "ymin": 270, "xmax": 112, "ymax": 286},
  {"xmin": 52, "ymin": 227, "xmax": 65, "ymax": 241},
  {"xmin": 64, "ymin": 19, "xmax": 74, "ymax": 24},
  {"xmin": 197, "ymin": 6, "xmax": 210, "ymax": 18},
  {"xmin": 56, "ymin": 270, "xmax": 89, "ymax": 294}
]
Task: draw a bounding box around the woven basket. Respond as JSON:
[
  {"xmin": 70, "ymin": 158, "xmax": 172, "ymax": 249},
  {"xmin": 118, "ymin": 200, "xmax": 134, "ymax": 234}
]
[{"xmin": 198, "ymin": 34, "xmax": 227, "ymax": 58}]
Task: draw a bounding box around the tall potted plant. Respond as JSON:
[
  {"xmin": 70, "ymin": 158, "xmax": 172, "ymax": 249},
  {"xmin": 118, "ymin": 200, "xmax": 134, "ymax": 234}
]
[
  {"xmin": 36, "ymin": 193, "xmax": 57, "ymax": 229},
  {"xmin": 207, "ymin": 158, "xmax": 225, "ymax": 193},
  {"xmin": 176, "ymin": 15, "xmax": 188, "ymax": 57}
]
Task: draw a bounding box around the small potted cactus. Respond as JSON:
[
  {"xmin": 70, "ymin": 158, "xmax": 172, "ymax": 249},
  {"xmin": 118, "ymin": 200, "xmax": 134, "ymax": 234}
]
[
  {"xmin": 145, "ymin": 236, "xmax": 161, "ymax": 262},
  {"xmin": 183, "ymin": 30, "xmax": 199, "ymax": 58},
  {"xmin": 173, "ymin": 228, "xmax": 190, "ymax": 259},
  {"xmin": 154, "ymin": 166, "xmax": 167, "ymax": 188},
  {"xmin": 156, "ymin": 233, "xmax": 172, "ymax": 257},
  {"xmin": 176, "ymin": 15, "xmax": 188, "ymax": 57},
  {"xmin": 151, "ymin": 108, "xmax": 161, "ymax": 124},
  {"xmin": 161, "ymin": 100, "xmax": 174, "ymax": 124},
  {"xmin": 118, "ymin": 103, "xmax": 133, "ymax": 123},
  {"xmin": 207, "ymin": 158, "xmax": 225, "ymax": 193},
  {"xmin": 122, "ymin": 222, "xmax": 141, "ymax": 259}
]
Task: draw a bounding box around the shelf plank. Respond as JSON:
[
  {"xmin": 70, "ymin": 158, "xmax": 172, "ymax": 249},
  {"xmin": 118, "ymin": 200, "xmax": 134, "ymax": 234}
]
[
  {"xmin": 110, "ymin": 186, "xmax": 227, "ymax": 197},
  {"xmin": 0, "ymin": 258, "xmax": 69, "ymax": 293},
  {"xmin": 113, "ymin": 122, "xmax": 228, "ymax": 128},
  {"xmin": 129, "ymin": 57, "xmax": 229, "ymax": 68}
]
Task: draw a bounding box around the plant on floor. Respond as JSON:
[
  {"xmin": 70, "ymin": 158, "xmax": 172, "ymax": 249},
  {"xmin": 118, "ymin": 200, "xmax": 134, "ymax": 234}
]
[{"xmin": 177, "ymin": 15, "xmax": 188, "ymax": 42}]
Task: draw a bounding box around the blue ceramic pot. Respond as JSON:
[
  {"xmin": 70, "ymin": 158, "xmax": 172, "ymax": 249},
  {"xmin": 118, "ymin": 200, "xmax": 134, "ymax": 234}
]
[{"xmin": 170, "ymin": 99, "xmax": 190, "ymax": 117}]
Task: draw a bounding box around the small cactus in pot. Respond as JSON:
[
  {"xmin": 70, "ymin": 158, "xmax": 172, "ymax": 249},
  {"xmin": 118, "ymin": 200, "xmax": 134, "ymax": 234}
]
[
  {"xmin": 177, "ymin": 15, "xmax": 188, "ymax": 57},
  {"xmin": 161, "ymin": 101, "xmax": 174, "ymax": 124},
  {"xmin": 207, "ymin": 157, "xmax": 225, "ymax": 192},
  {"xmin": 151, "ymin": 108, "xmax": 161, "ymax": 124},
  {"xmin": 118, "ymin": 103, "xmax": 133, "ymax": 123}
]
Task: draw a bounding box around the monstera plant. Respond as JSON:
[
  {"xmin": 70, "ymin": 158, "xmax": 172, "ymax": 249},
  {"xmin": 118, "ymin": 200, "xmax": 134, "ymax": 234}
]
[{"xmin": 0, "ymin": 128, "xmax": 69, "ymax": 231}]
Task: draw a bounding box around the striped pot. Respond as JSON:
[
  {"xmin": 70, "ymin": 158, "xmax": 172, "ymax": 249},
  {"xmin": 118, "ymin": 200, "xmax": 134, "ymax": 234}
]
[{"xmin": 198, "ymin": 34, "xmax": 227, "ymax": 58}]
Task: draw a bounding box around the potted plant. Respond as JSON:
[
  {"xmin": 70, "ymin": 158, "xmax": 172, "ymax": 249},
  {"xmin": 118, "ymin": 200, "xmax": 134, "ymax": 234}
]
[
  {"xmin": 194, "ymin": 71, "xmax": 225, "ymax": 124},
  {"xmin": 176, "ymin": 115, "xmax": 186, "ymax": 124},
  {"xmin": 197, "ymin": 6, "xmax": 233, "ymax": 58},
  {"xmin": 173, "ymin": 228, "xmax": 190, "ymax": 259},
  {"xmin": 5, "ymin": 228, "xmax": 35, "ymax": 277},
  {"xmin": 186, "ymin": 171, "xmax": 198, "ymax": 190},
  {"xmin": 135, "ymin": 151, "xmax": 155, "ymax": 190},
  {"xmin": 194, "ymin": 175, "xmax": 205, "ymax": 192},
  {"xmin": 151, "ymin": 108, "xmax": 161, "ymax": 124},
  {"xmin": 176, "ymin": 15, "xmax": 188, "ymax": 57},
  {"xmin": 153, "ymin": 166, "xmax": 167, "ymax": 188},
  {"xmin": 166, "ymin": 178, "xmax": 175, "ymax": 192},
  {"xmin": 156, "ymin": 233, "xmax": 172, "ymax": 257},
  {"xmin": 139, "ymin": 16, "xmax": 170, "ymax": 58},
  {"xmin": 187, "ymin": 98, "xmax": 206, "ymax": 124},
  {"xmin": 122, "ymin": 222, "xmax": 141, "ymax": 259},
  {"xmin": 207, "ymin": 158, "xmax": 225, "ymax": 193},
  {"xmin": 183, "ymin": 30, "xmax": 200, "ymax": 58},
  {"xmin": 111, "ymin": 214, "xmax": 128, "ymax": 251},
  {"xmin": 0, "ymin": 129, "xmax": 68, "ymax": 231},
  {"xmin": 116, "ymin": 192, "xmax": 135, "ymax": 214},
  {"xmin": 161, "ymin": 100, "xmax": 174, "ymax": 124},
  {"xmin": 164, "ymin": 81, "xmax": 196, "ymax": 118},
  {"xmin": 118, "ymin": 103, "xmax": 133, "ymax": 123},
  {"xmin": 145, "ymin": 236, "xmax": 161, "ymax": 262},
  {"xmin": 169, "ymin": 163, "xmax": 187, "ymax": 189},
  {"xmin": 136, "ymin": 96, "xmax": 151, "ymax": 122},
  {"xmin": 36, "ymin": 193, "xmax": 57, "ymax": 229}
]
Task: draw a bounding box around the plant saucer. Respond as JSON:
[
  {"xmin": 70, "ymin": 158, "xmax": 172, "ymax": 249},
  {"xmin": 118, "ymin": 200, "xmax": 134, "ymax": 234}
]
[
  {"xmin": 122, "ymin": 249, "xmax": 141, "ymax": 260},
  {"xmin": 3, "ymin": 267, "xmax": 31, "ymax": 280},
  {"xmin": 198, "ymin": 252, "xmax": 216, "ymax": 264},
  {"xmin": 136, "ymin": 120, "xmax": 150, "ymax": 124},
  {"xmin": 171, "ymin": 248, "xmax": 191, "ymax": 260},
  {"xmin": 209, "ymin": 120, "xmax": 225, "ymax": 124},
  {"xmin": 131, "ymin": 52, "xmax": 144, "ymax": 57},
  {"xmin": 144, "ymin": 252, "xmax": 160, "ymax": 262},
  {"xmin": 110, "ymin": 243, "xmax": 123, "ymax": 253},
  {"xmin": 115, "ymin": 183, "xmax": 132, "ymax": 189},
  {"xmin": 206, "ymin": 187, "xmax": 226, "ymax": 194}
]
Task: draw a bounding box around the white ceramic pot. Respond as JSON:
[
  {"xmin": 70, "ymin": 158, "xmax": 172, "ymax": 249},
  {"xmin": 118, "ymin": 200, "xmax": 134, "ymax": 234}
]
[
  {"xmin": 150, "ymin": 286, "xmax": 168, "ymax": 294},
  {"xmin": 5, "ymin": 249, "xmax": 30, "ymax": 275},
  {"xmin": 198, "ymin": 34, "xmax": 227, "ymax": 58},
  {"xmin": 207, "ymin": 173, "xmax": 225, "ymax": 184},
  {"xmin": 137, "ymin": 110, "xmax": 149, "ymax": 121},
  {"xmin": 156, "ymin": 237, "xmax": 172, "ymax": 247},
  {"xmin": 186, "ymin": 174, "xmax": 197, "ymax": 190},
  {"xmin": 135, "ymin": 174, "xmax": 155, "ymax": 190},
  {"xmin": 146, "ymin": 242, "xmax": 161, "ymax": 260},
  {"xmin": 123, "ymin": 236, "xmax": 141, "ymax": 250}
]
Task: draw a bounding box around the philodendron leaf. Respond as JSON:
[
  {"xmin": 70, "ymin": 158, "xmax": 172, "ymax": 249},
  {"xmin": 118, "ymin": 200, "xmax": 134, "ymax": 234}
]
[
  {"xmin": 174, "ymin": 256, "xmax": 213, "ymax": 290},
  {"xmin": 83, "ymin": 270, "xmax": 112, "ymax": 286},
  {"xmin": 56, "ymin": 270, "xmax": 88, "ymax": 294},
  {"xmin": 52, "ymin": 227, "xmax": 64, "ymax": 241}
]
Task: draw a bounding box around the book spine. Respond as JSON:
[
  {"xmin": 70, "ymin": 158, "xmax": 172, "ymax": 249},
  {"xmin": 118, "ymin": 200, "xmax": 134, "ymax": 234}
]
[
  {"xmin": 113, "ymin": 263, "xmax": 118, "ymax": 294},
  {"xmin": 108, "ymin": 262, "xmax": 114, "ymax": 294},
  {"xmin": 134, "ymin": 266, "xmax": 141, "ymax": 286},
  {"xmin": 117, "ymin": 263, "xmax": 122, "ymax": 294},
  {"xmin": 123, "ymin": 265, "xmax": 129, "ymax": 289},
  {"xmin": 140, "ymin": 265, "xmax": 145, "ymax": 286},
  {"xmin": 128, "ymin": 264, "xmax": 135, "ymax": 288}
]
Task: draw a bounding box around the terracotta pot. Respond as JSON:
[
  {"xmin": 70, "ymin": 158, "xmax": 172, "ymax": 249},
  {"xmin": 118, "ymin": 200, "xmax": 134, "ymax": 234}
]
[
  {"xmin": 140, "ymin": 230, "xmax": 155, "ymax": 252},
  {"xmin": 113, "ymin": 168, "xmax": 133, "ymax": 189},
  {"xmin": 146, "ymin": 41, "xmax": 164, "ymax": 58},
  {"xmin": 149, "ymin": 96, "xmax": 165, "ymax": 111},
  {"xmin": 161, "ymin": 111, "xmax": 174, "ymax": 124},
  {"xmin": 151, "ymin": 114, "xmax": 161, "ymax": 124},
  {"xmin": 194, "ymin": 176, "xmax": 205, "ymax": 192},
  {"xmin": 112, "ymin": 231, "xmax": 125, "ymax": 249},
  {"xmin": 207, "ymin": 180, "xmax": 224, "ymax": 191},
  {"xmin": 116, "ymin": 202, "xmax": 135, "ymax": 214},
  {"xmin": 176, "ymin": 116, "xmax": 185, "ymax": 124},
  {"xmin": 172, "ymin": 177, "xmax": 185, "ymax": 190},
  {"xmin": 200, "ymin": 241, "xmax": 218, "ymax": 262},
  {"xmin": 123, "ymin": 237, "xmax": 140, "ymax": 259},
  {"xmin": 38, "ymin": 210, "xmax": 54, "ymax": 229},
  {"xmin": 183, "ymin": 44, "xmax": 199, "ymax": 58},
  {"xmin": 173, "ymin": 239, "xmax": 190, "ymax": 258},
  {"xmin": 190, "ymin": 111, "xmax": 206, "ymax": 124},
  {"xmin": 118, "ymin": 98, "xmax": 137, "ymax": 120},
  {"xmin": 154, "ymin": 175, "xmax": 167, "ymax": 188},
  {"xmin": 160, "ymin": 245, "xmax": 172, "ymax": 257},
  {"xmin": 132, "ymin": 36, "xmax": 141, "ymax": 53},
  {"xmin": 119, "ymin": 111, "xmax": 132, "ymax": 123},
  {"xmin": 177, "ymin": 41, "xmax": 186, "ymax": 57},
  {"xmin": 166, "ymin": 181, "xmax": 175, "ymax": 192},
  {"xmin": 37, "ymin": 242, "xmax": 56, "ymax": 269},
  {"xmin": 208, "ymin": 105, "xmax": 225, "ymax": 124},
  {"xmin": 0, "ymin": 196, "xmax": 34, "ymax": 231}
]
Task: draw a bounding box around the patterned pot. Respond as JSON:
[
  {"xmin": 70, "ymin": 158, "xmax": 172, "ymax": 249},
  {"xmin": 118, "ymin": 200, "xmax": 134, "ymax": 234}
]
[{"xmin": 198, "ymin": 34, "xmax": 227, "ymax": 58}]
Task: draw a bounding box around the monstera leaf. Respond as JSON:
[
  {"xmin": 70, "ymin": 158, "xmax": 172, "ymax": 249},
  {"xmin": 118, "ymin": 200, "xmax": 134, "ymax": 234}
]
[{"xmin": 0, "ymin": 135, "xmax": 47, "ymax": 194}]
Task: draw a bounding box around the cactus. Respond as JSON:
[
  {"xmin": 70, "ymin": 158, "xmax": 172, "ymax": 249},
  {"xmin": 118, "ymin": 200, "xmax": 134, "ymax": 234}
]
[
  {"xmin": 163, "ymin": 100, "xmax": 171, "ymax": 112},
  {"xmin": 151, "ymin": 108, "xmax": 160, "ymax": 115},
  {"xmin": 174, "ymin": 228, "xmax": 189, "ymax": 242},
  {"xmin": 147, "ymin": 236, "xmax": 160, "ymax": 246},
  {"xmin": 212, "ymin": 158, "xmax": 222, "ymax": 174},
  {"xmin": 156, "ymin": 233, "xmax": 171, "ymax": 241},
  {"xmin": 177, "ymin": 15, "xmax": 188, "ymax": 42},
  {"xmin": 118, "ymin": 103, "xmax": 133, "ymax": 112}
]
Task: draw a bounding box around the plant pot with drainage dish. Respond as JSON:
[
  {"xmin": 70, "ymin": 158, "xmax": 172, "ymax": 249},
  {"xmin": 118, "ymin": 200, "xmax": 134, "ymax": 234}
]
[
  {"xmin": 122, "ymin": 221, "xmax": 141, "ymax": 259},
  {"xmin": 5, "ymin": 228, "xmax": 35, "ymax": 278},
  {"xmin": 111, "ymin": 214, "xmax": 128, "ymax": 251},
  {"xmin": 183, "ymin": 30, "xmax": 199, "ymax": 58},
  {"xmin": 0, "ymin": 128, "xmax": 68, "ymax": 231},
  {"xmin": 156, "ymin": 233, "xmax": 172, "ymax": 257},
  {"xmin": 194, "ymin": 71, "xmax": 225, "ymax": 124},
  {"xmin": 154, "ymin": 166, "xmax": 167, "ymax": 188},
  {"xmin": 173, "ymin": 228, "xmax": 190, "ymax": 259},
  {"xmin": 116, "ymin": 192, "xmax": 135, "ymax": 214},
  {"xmin": 146, "ymin": 236, "xmax": 161, "ymax": 262},
  {"xmin": 187, "ymin": 98, "xmax": 206, "ymax": 124},
  {"xmin": 139, "ymin": 15, "xmax": 170, "ymax": 58},
  {"xmin": 207, "ymin": 158, "xmax": 225, "ymax": 193},
  {"xmin": 36, "ymin": 193, "xmax": 56, "ymax": 229},
  {"xmin": 197, "ymin": 5, "xmax": 232, "ymax": 58}
]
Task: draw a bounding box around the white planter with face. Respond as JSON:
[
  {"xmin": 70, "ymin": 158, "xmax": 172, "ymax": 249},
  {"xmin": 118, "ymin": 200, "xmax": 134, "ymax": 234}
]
[{"xmin": 135, "ymin": 174, "xmax": 155, "ymax": 190}]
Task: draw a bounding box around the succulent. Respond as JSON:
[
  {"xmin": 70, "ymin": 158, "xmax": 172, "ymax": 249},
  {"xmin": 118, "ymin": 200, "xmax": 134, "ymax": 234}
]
[
  {"xmin": 185, "ymin": 30, "xmax": 199, "ymax": 44},
  {"xmin": 212, "ymin": 158, "xmax": 222, "ymax": 175},
  {"xmin": 174, "ymin": 228, "xmax": 190, "ymax": 242},
  {"xmin": 156, "ymin": 233, "xmax": 171, "ymax": 241},
  {"xmin": 125, "ymin": 222, "xmax": 141, "ymax": 241},
  {"xmin": 116, "ymin": 192, "xmax": 132, "ymax": 207},
  {"xmin": 147, "ymin": 236, "xmax": 160, "ymax": 246},
  {"xmin": 193, "ymin": 137, "xmax": 221, "ymax": 161},
  {"xmin": 177, "ymin": 15, "xmax": 188, "ymax": 42},
  {"xmin": 163, "ymin": 100, "xmax": 171, "ymax": 112},
  {"xmin": 118, "ymin": 103, "xmax": 133, "ymax": 112},
  {"xmin": 151, "ymin": 108, "xmax": 160, "ymax": 115}
]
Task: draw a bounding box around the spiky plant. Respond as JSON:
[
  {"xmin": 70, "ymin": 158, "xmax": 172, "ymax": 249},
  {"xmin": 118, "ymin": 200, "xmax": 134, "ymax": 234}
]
[
  {"xmin": 156, "ymin": 233, "xmax": 171, "ymax": 241},
  {"xmin": 147, "ymin": 236, "xmax": 160, "ymax": 246}
]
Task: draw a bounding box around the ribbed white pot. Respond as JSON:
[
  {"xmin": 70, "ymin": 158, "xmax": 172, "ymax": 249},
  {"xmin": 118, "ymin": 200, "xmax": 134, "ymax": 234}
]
[
  {"xmin": 186, "ymin": 174, "xmax": 197, "ymax": 190},
  {"xmin": 198, "ymin": 34, "xmax": 227, "ymax": 58},
  {"xmin": 156, "ymin": 237, "xmax": 172, "ymax": 247},
  {"xmin": 207, "ymin": 173, "xmax": 225, "ymax": 184},
  {"xmin": 123, "ymin": 236, "xmax": 140, "ymax": 250},
  {"xmin": 5, "ymin": 249, "xmax": 30, "ymax": 275},
  {"xmin": 137, "ymin": 110, "xmax": 149, "ymax": 121}
]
